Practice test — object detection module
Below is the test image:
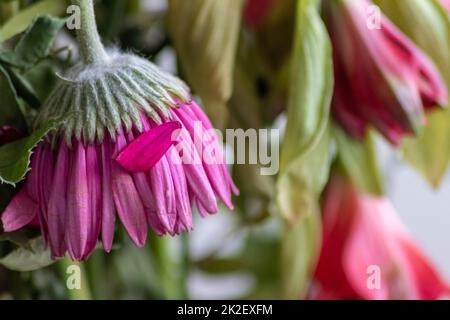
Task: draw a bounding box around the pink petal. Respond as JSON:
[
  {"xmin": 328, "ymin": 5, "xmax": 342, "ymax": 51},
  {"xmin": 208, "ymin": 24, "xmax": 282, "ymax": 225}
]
[
  {"xmin": 1, "ymin": 188, "xmax": 38, "ymax": 232},
  {"xmin": 396, "ymin": 236, "xmax": 450, "ymax": 299},
  {"xmin": 47, "ymin": 140, "xmax": 70, "ymax": 257},
  {"xmin": 169, "ymin": 121, "xmax": 217, "ymax": 214},
  {"xmin": 28, "ymin": 143, "xmax": 53, "ymax": 244},
  {"xmin": 115, "ymin": 121, "xmax": 181, "ymax": 173},
  {"xmin": 149, "ymin": 155, "xmax": 176, "ymax": 234},
  {"xmin": 83, "ymin": 144, "xmax": 101, "ymax": 259},
  {"xmin": 174, "ymin": 107, "xmax": 234, "ymax": 208},
  {"xmin": 167, "ymin": 147, "xmax": 192, "ymax": 230},
  {"xmin": 101, "ymin": 137, "xmax": 116, "ymax": 252},
  {"xmin": 112, "ymin": 132, "xmax": 148, "ymax": 247},
  {"xmin": 66, "ymin": 141, "xmax": 90, "ymax": 261},
  {"xmin": 125, "ymin": 128, "xmax": 171, "ymax": 235}
]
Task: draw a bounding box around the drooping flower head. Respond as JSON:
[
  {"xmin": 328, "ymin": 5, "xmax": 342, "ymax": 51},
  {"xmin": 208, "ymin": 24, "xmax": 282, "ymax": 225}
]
[
  {"xmin": 312, "ymin": 173, "xmax": 450, "ymax": 300},
  {"xmin": 324, "ymin": 0, "xmax": 448, "ymax": 145},
  {"xmin": 1, "ymin": 0, "xmax": 237, "ymax": 261}
]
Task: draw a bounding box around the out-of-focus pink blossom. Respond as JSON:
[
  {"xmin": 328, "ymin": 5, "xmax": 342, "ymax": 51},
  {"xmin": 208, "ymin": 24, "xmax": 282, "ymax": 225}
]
[
  {"xmin": 325, "ymin": 0, "xmax": 448, "ymax": 145},
  {"xmin": 312, "ymin": 173, "xmax": 450, "ymax": 300},
  {"xmin": 440, "ymin": 0, "xmax": 450, "ymax": 12}
]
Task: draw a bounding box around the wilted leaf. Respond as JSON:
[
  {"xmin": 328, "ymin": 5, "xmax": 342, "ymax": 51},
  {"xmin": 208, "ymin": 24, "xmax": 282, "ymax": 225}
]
[
  {"xmin": 0, "ymin": 119, "xmax": 59, "ymax": 185},
  {"xmin": 0, "ymin": 64, "xmax": 27, "ymax": 129},
  {"xmin": 277, "ymin": 129, "xmax": 332, "ymax": 224},
  {"xmin": 5, "ymin": 67, "xmax": 41, "ymax": 109},
  {"xmin": 0, "ymin": 0, "xmax": 66, "ymax": 42},
  {"xmin": 333, "ymin": 126, "xmax": 383, "ymax": 195},
  {"xmin": 277, "ymin": 0, "xmax": 333, "ymax": 223},
  {"xmin": 0, "ymin": 237, "xmax": 54, "ymax": 272},
  {"xmin": 276, "ymin": 0, "xmax": 333, "ymax": 300},
  {"xmin": 0, "ymin": 15, "xmax": 65, "ymax": 69},
  {"xmin": 168, "ymin": 0, "xmax": 244, "ymax": 129},
  {"xmin": 281, "ymin": 208, "xmax": 321, "ymax": 299},
  {"xmin": 375, "ymin": 0, "xmax": 450, "ymax": 187}
]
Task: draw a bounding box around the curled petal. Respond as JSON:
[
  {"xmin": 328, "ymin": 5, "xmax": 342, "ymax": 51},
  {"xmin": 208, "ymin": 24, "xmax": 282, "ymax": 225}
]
[
  {"xmin": 1, "ymin": 188, "xmax": 38, "ymax": 232},
  {"xmin": 115, "ymin": 121, "xmax": 182, "ymax": 172}
]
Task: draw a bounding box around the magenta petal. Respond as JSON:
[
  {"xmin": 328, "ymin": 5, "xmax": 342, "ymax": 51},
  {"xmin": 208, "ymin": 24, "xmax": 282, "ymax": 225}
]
[
  {"xmin": 179, "ymin": 108, "xmax": 234, "ymax": 208},
  {"xmin": 1, "ymin": 188, "xmax": 38, "ymax": 232},
  {"xmin": 101, "ymin": 138, "xmax": 115, "ymax": 252},
  {"xmin": 47, "ymin": 140, "xmax": 69, "ymax": 257},
  {"xmin": 115, "ymin": 121, "xmax": 182, "ymax": 173},
  {"xmin": 112, "ymin": 133, "xmax": 148, "ymax": 247},
  {"xmin": 66, "ymin": 141, "xmax": 90, "ymax": 261},
  {"xmin": 28, "ymin": 143, "xmax": 54, "ymax": 245},
  {"xmin": 83, "ymin": 144, "xmax": 101, "ymax": 259},
  {"xmin": 167, "ymin": 148, "xmax": 192, "ymax": 230},
  {"xmin": 149, "ymin": 156, "xmax": 176, "ymax": 234}
]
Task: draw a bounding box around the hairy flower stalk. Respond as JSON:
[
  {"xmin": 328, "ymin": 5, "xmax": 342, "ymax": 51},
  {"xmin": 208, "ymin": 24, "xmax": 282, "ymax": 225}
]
[
  {"xmin": 325, "ymin": 0, "xmax": 448, "ymax": 145},
  {"xmin": 1, "ymin": 0, "xmax": 237, "ymax": 261}
]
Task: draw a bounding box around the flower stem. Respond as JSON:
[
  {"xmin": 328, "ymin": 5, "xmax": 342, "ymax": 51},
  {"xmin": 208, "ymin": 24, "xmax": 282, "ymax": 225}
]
[
  {"xmin": 57, "ymin": 258, "xmax": 93, "ymax": 300},
  {"xmin": 71, "ymin": 0, "xmax": 108, "ymax": 65}
]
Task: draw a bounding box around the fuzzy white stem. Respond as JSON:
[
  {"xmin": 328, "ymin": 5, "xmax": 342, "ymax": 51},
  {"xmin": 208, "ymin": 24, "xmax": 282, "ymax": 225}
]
[{"xmin": 72, "ymin": 0, "xmax": 108, "ymax": 64}]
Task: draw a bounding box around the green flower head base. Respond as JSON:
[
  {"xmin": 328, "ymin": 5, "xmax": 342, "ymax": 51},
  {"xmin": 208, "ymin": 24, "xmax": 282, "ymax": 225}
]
[{"xmin": 35, "ymin": 49, "xmax": 191, "ymax": 144}]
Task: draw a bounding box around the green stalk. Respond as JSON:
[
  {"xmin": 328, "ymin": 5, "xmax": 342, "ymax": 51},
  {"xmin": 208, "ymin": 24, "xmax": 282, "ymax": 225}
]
[
  {"xmin": 152, "ymin": 235, "xmax": 185, "ymax": 299},
  {"xmin": 57, "ymin": 258, "xmax": 92, "ymax": 300},
  {"xmin": 71, "ymin": 0, "xmax": 108, "ymax": 64}
]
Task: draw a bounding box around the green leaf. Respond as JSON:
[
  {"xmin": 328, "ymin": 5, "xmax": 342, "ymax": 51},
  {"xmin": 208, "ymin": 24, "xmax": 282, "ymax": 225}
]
[
  {"xmin": 333, "ymin": 125, "xmax": 384, "ymax": 195},
  {"xmin": 0, "ymin": 237, "xmax": 54, "ymax": 272},
  {"xmin": 277, "ymin": 128, "xmax": 332, "ymax": 223},
  {"xmin": 0, "ymin": 0, "xmax": 66, "ymax": 42},
  {"xmin": 0, "ymin": 64, "xmax": 27, "ymax": 129},
  {"xmin": 0, "ymin": 119, "xmax": 59, "ymax": 185},
  {"xmin": 0, "ymin": 230, "xmax": 39, "ymax": 247},
  {"xmin": 375, "ymin": 0, "xmax": 450, "ymax": 187},
  {"xmin": 0, "ymin": 15, "xmax": 65, "ymax": 69},
  {"xmin": 281, "ymin": 209, "xmax": 321, "ymax": 299},
  {"xmin": 168, "ymin": 0, "xmax": 244, "ymax": 129}
]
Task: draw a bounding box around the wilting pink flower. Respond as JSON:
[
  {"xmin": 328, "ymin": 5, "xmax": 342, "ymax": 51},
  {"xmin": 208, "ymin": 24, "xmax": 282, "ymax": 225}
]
[
  {"xmin": 244, "ymin": 0, "xmax": 275, "ymax": 28},
  {"xmin": 1, "ymin": 101, "xmax": 237, "ymax": 261},
  {"xmin": 325, "ymin": 0, "xmax": 448, "ymax": 145},
  {"xmin": 311, "ymin": 173, "xmax": 450, "ymax": 300}
]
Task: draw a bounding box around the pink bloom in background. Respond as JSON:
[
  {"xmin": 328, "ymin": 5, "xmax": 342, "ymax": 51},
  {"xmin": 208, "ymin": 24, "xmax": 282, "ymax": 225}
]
[
  {"xmin": 244, "ymin": 0, "xmax": 275, "ymax": 28},
  {"xmin": 312, "ymin": 173, "xmax": 450, "ymax": 300},
  {"xmin": 440, "ymin": 0, "xmax": 450, "ymax": 12},
  {"xmin": 325, "ymin": 0, "xmax": 448, "ymax": 145},
  {"xmin": 1, "ymin": 101, "xmax": 237, "ymax": 261}
]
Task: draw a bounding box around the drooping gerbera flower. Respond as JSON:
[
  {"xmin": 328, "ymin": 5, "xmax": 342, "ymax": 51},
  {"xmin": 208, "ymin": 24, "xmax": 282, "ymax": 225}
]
[
  {"xmin": 324, "ymin": 0, "xmax": 448, "ymax": 145},
  {"xmin": 1, "ymin": 0, "xmax": 237, "ymax": 261},
  {"xmin": 311, "ymin": 173, "xmax": 450, "ymax": 300}
]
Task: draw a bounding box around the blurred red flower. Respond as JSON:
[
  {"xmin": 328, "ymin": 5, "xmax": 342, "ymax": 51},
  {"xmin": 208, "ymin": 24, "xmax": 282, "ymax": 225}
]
[
  {"xmin": 312, "ymin": 173, "xmax": 450, "ymax": 300},
  {"xmin": 324, "ymin": 0, "xmax": 448, "ymax": 145}
]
